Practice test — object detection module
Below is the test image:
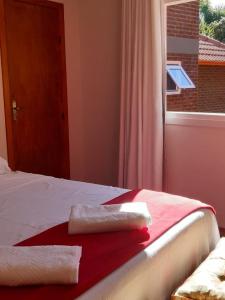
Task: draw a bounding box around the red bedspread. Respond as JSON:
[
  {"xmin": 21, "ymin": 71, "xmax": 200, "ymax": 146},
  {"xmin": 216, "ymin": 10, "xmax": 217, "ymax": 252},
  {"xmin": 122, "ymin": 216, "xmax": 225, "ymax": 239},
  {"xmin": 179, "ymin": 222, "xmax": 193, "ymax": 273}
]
[{"xmin": 0, "ymin": 189, "xmax": 215, "ymax": 299}]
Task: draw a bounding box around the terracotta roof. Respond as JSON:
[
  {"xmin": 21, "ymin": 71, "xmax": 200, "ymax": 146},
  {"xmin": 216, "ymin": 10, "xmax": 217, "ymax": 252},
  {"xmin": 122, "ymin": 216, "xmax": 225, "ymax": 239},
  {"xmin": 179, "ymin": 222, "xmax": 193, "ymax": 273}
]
[{"xmin": 199, "ymin": 34, "xmax": 225, "ymax": 64}]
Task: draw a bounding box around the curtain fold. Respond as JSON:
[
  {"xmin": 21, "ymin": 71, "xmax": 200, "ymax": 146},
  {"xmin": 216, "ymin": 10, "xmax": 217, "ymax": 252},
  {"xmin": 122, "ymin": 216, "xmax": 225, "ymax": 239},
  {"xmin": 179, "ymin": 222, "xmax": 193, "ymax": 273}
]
[{"xmin": 118, "ymin": 0, "xmax": 164, "ymax": 190}]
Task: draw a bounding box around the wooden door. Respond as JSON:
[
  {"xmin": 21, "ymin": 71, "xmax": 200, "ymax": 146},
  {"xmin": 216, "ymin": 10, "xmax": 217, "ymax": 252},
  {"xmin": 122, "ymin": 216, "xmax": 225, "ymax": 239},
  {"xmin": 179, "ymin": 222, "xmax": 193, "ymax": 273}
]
[{"xmin": 0, "ymin": 0, "xmax": 70, "ymax": 178}]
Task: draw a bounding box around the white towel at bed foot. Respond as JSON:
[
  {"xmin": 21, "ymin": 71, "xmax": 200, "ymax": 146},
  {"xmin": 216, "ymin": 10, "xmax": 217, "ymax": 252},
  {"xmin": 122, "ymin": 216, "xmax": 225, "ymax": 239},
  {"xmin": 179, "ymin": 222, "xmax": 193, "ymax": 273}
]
[
  {"xmin": 68, "ymin": 202, "xmax": 151, "ymax": 234},
  {"xmin": 0, "ymin": 245, "xmax": 82, "ymax": 286}
]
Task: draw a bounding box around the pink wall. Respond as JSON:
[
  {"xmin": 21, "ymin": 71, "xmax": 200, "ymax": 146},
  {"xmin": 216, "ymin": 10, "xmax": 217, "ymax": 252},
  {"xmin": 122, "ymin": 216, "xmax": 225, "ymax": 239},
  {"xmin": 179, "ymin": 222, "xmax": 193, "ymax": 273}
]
[
  {"xmin": 165, "ymin": 113, "xmax": 225, "ymax": 228},
  {"xmin": 47, "ymin": 0, "xmax": 121, "ymax": 185},
  {"xmin": 71, "ymin": 0, "xmax": 121, "ymax": 186}
]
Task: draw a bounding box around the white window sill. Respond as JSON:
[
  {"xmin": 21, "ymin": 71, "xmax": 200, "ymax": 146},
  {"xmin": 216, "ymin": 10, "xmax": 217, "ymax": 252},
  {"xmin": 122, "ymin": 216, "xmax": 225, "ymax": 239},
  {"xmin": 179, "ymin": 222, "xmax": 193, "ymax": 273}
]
[
  {"xmin": 166, "ymin": 89, "xmax": 181, "ymax": 95},
  {"xmin": 166, "ymin": 111, "xmax": 225, "ymax": 128}
]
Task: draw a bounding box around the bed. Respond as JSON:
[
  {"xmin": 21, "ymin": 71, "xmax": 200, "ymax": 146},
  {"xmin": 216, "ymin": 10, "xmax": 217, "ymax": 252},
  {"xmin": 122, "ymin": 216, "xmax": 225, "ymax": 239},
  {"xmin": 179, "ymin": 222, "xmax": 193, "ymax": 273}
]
[{"xmin": 0, "ymin": 169, "xmax": 220, "ymax": 300}]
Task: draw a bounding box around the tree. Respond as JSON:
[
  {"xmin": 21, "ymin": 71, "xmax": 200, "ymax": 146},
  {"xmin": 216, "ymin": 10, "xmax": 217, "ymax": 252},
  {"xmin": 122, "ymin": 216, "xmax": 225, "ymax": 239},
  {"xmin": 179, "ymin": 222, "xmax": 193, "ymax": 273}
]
[
  {"xmin": 200, "ymin": 19, "xmax": 215, "ymax": 37},
  {"xmin": 200, "ymin": 0, "xmax": 215, "ymax": 24},
  {"xmin": 211, "ymin": 17, "xmax": 225, "ymax": 43},
  {"xmin": 200, "ymin": 0, "xmax": 225, "ymax": 24},
  {"xmin": 200, "ymin": 0, "xmax": 225, "ymax": 43}
]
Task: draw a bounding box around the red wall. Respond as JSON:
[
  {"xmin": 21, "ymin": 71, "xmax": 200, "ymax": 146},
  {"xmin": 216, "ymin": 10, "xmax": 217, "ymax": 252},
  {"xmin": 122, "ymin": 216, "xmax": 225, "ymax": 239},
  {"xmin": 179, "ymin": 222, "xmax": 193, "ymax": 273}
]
[
  {"xmin": 198, "ymin": 65, "xmax": 225, "ymax": 112},
  {"xmin": 167, "ymin": 1, "xmax": 199, "ymax": 39}
]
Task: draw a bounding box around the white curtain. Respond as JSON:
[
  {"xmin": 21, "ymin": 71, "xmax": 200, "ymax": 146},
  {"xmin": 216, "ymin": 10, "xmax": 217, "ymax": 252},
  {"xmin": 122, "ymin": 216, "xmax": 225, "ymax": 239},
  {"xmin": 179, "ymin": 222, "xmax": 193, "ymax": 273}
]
[{"xmin": 118, "ymin": 0, "xmax": 164, "ymax": 190}]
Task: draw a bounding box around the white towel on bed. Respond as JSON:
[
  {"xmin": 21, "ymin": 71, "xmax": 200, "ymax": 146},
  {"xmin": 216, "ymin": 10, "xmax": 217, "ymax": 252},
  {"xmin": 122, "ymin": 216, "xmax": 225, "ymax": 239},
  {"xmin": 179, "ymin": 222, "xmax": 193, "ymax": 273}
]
[
  {"xmin": 0, "ymin": 245, "xmax": 82, "ymax": 286},
  {"xmin": 68, "ymin": 202, "xmax": 151, "ymax": 234}
]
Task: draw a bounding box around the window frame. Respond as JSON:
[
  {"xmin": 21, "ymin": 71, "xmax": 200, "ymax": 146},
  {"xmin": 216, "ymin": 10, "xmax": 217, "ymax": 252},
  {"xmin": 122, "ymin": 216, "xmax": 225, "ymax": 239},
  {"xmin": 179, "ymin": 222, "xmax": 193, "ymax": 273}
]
[
  {"xmin": 166, "ymin": 60, "xmax": 195, "ymax": 95},
  {"xmin": 166, "ymin": 61, "xmax": 181, "ymax": 95},
  {"xmin": 167, "ymin": 64, "xmax": 195, "ymax": 89}
]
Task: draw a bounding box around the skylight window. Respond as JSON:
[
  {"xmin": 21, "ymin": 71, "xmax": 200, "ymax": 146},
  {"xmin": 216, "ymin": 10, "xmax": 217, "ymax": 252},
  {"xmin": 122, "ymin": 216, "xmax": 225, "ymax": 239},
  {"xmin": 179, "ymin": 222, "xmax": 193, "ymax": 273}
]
[{"xmin": 166, "ymin": 63, "xmax": 195, "ymax": 92}]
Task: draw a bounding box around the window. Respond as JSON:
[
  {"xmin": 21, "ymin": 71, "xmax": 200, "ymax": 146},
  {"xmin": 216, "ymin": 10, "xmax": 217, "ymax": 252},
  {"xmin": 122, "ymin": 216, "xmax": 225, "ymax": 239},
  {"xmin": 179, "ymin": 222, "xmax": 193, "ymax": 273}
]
[
  {"xmin": 166, "ymin": 62, "xmax": 195, "ymax": 95},
  {"xmin": 166, "ymin": 0, "xmax": 225, "ymax": 114}
]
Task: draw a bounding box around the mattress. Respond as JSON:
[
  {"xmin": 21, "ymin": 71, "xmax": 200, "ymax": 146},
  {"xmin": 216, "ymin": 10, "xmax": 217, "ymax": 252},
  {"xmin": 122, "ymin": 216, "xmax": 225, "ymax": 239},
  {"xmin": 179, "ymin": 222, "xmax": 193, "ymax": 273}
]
[{"xmin": 0, "ymin": 172, "xmax": 220, "ymax": 300}]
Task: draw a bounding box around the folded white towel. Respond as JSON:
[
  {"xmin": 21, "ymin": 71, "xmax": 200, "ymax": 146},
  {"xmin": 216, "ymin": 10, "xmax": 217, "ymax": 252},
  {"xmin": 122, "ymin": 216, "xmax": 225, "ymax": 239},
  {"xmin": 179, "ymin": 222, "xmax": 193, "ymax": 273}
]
[
  {"xmin": 68, "ymin": 202, "xmax": 151, "ymax": 234},
  {"xmin": 0, "ymin": 245, "xmax": 82, "ymax": 286}
]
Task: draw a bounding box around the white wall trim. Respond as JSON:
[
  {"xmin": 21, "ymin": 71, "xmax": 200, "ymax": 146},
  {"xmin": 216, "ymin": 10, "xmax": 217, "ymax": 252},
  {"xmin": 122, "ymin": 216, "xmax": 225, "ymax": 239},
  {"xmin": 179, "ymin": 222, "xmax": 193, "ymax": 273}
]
[{"xmin": 166, "ymin": 111, "xmax": 225, "ymax": 128}]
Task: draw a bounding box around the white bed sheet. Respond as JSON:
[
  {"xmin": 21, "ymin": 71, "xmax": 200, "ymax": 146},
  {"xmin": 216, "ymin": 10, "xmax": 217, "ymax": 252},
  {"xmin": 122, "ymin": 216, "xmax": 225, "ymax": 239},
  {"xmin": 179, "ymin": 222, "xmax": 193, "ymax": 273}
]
[{"xmin": 0, "ymin": 172, "xmax": 220, "ymax": 300}]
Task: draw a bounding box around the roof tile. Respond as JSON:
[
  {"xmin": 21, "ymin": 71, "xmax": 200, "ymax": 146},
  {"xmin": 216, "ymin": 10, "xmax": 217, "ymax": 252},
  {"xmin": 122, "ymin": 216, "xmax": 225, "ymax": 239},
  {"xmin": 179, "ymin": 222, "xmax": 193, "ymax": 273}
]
[{"xmin": 199, "ymin": 35, "xmax": 225, "ymax": 63}]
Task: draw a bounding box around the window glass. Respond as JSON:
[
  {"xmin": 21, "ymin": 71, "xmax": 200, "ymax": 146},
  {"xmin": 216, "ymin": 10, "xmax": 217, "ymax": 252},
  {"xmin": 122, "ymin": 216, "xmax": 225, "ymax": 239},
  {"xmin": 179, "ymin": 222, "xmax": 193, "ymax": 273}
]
[{"xmin": 167, "ymin": 66, "xmax": 195, "ymax": 89}]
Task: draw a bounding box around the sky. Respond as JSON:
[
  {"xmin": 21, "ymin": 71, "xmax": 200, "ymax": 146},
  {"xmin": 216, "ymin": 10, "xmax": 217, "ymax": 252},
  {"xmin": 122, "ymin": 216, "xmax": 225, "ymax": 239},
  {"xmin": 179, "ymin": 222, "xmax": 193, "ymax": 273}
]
[{"xmin": 210, "ymin": 0, "xmax": 225, "ymax": 7}]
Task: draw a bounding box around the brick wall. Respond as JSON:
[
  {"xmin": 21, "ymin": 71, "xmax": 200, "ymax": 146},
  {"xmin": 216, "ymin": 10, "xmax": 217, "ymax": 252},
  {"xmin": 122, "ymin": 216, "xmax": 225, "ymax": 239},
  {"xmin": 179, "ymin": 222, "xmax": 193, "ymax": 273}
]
[
  {"xmin": 167, "ymin": 1, "xmax": 199, "ymax": 39},
  {"xmin": 198, "ymin": 65, "xmax": 225, "ymax": 112},
  {"xmin": 167, "ymin": 1, "xmax": 199, "ymax": 111}
]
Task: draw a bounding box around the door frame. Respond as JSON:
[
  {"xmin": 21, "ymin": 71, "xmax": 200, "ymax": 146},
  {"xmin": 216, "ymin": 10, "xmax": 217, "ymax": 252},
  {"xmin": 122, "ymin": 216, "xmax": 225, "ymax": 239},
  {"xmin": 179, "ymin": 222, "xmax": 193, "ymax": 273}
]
[{"xmin": 0, "ymin": 0, "xmax": 70, "ymax": 178}]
